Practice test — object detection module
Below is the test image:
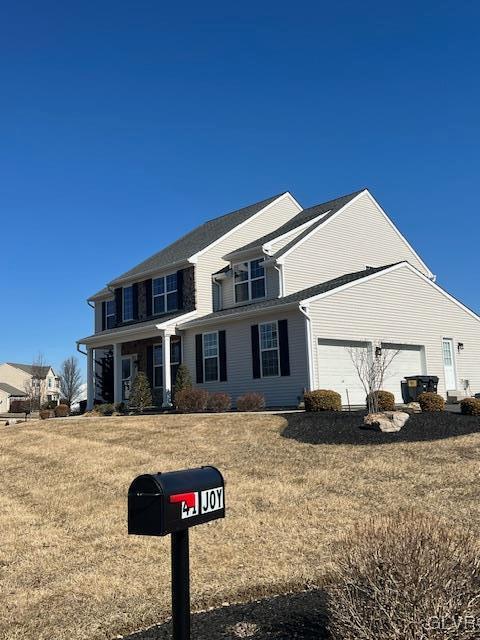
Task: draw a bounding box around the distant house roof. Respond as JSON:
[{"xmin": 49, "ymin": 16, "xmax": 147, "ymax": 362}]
[
  {"xmin": 225, "ymin": 190, "xmax": 364, "ymax": 259},
  {"xmin": 0, "ymin": 382, "xmax": 28, "ymax": 396},
  {"xmin": 98, "ymin": 193, "xmax": 287, "ymax": 292},
  {"xmin": 6, "ymin": 363, "xmax": 51, "ymax": 378},
  {"xmin": 178, "ymin": 263, "xmax": 400, "ymax": 326}
]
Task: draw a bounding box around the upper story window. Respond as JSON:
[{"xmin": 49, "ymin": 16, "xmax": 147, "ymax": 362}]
[
  {"xmin": 123, "ymin": 286, "xmax": 134, "ymax": 321},
  {"xmin": 105, "ymin": 299, "xmax": 116, "ymax": 329},
  {"xmin": 153, "ymin": 273, "xmax": 178, "ymax": 315},
  {"xmin": 48, "ymin": 378, "xmax": 52, "ymax": 388},
  {"xmin": 203, "ymin": 332, "xmax": 219, "ymax": 382},
  {"xmin": 259, "ymin": 321, "xmax": 280, "ymax": 377},
  {"xmin": 234, "ymin": 259, "xmax": 265, "ymax": 304}
]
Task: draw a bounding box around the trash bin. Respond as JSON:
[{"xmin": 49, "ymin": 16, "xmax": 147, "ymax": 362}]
[{"xmin": 403, "ymin": 375, "xmax": 439, "ymax": 402}]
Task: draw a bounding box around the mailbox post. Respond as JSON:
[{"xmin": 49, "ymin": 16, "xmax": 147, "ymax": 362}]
[{"xmin": 128, "ymin": 466, "xmax": 225, "ymax": 640}]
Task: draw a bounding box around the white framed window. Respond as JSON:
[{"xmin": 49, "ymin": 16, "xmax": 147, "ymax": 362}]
[
  {"xmin": 259, "ymin": 321, "xmax": 280, "ymax": 377},
  {"xmin": 234, "ymin": 259, "xmax": 266, "ymax": 303},
  {"xmin": 153, "ymin": 273, "xmax": 178, "ymax": 315},
  {"xmin": 105, "ymin": 299, "xmax": 115, "ymax": 329},
  {"xmin": 123, "ymin": 286, "xmax": 134, "ymax": 321},
  {"xmin": 153, "ymin": 343, "xmax": 163, "ymax": 388},
  {"xmin": 203, "ymin": 332, "xmax": 219, "ymax": 382},
  {"xmin": 48, "ymin": 378, "xmax": 52, "ymax": 388}
]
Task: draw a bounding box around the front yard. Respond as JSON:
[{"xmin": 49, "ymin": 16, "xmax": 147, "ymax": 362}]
[{"xmin": 1, "ymin": 413, "xmax": 479, "ymax": 640}]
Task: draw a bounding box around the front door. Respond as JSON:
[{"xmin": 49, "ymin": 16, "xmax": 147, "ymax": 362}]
[
  {"xmin": 442, "ymin": 338, "xmax": 456, "ymax": 391},
  {"xmin": 121, "ymin": 355, "xmax": 137, "ymax": 401}
]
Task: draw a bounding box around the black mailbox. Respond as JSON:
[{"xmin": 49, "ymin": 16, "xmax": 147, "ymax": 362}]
[{"xmin": 128, "ymin": 466, "xmax": 225, "ymax": 537}]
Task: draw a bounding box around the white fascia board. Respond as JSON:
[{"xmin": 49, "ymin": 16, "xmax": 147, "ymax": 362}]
[
  {"xmin": 108, "ymin": 258, "xmax": 190, "ymax": 288},
  {"xmin": 363, "ymin": 190, "xmax": 434, "ymax": 279},
  {"xmin": 177, "ymin": 301, "xmax": 299, "ymax": 330},
  {"xmin": 189, "ymin": 192, "xmax": 302, "ymax": 262},
  {"xmin": 155, "ymin": 310, "xmax": 198, "ymax": 329},
  {"xmin": 275, "ymin": 190, "xmax": 368, "ymax": 264},
  {"xmin": 300, "ymin": 261, "xmax": 480, "ymax": 323},
  {"xmin": 263, "ymin": 211, "xmax": 331, "ymax": 254}
]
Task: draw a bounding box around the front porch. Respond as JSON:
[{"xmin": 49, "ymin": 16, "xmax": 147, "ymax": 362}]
[{"xmin": 85, "ymin": 331, "xmax": 182, "ymax": 410}]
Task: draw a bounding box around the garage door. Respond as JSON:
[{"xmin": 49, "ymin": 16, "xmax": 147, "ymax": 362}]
[
  {"xmin": 316, "ymin": 339, "xmax": 370, "ymax": 406},
  {"xmin": 381, "ymin": 343, "xmax": 425, "ymax": 403}
]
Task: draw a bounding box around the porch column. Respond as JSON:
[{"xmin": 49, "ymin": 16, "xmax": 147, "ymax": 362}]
[
  {"xmin": 163, "ymin": 332, "xmax": 172, "ymax": 406},
  {"xmin": 86, "ymin": 347, "xmax": 94, "ymax": 411},
  {"xmin": 113, "ymin": 343, "xmax": 122, "ymax": 404}
]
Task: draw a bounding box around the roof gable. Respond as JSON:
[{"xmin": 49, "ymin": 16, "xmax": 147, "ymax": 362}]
[{"xmin": 6, "ymin": 363, "xmax": 52, "ymax": 378}]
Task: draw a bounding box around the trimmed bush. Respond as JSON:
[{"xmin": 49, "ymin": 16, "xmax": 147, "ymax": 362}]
[
  {"xmin": 304, "ymin": 389, "xmax": 342, "ymax": 412},
  {"xmin": 236, "ymin": 393, "xmax": 266, "ymax": 412},
  {"xmin": 128, "ymin": 372, "xmax": 153, "ymax": 413},
  {"xmin": 366, "ymin": 390, "xmax": 395, "ymax": 412},
  {"xmin": 54, "ymin": 404, "xmax": 70, "ymax": 418},
  {"xmin": 206, "ymin": 392, "xmax": 231, "ymax": 413},
  {"xmin": 175, "ymin": 388, "xmax": 209, "ymax": 413},
  {"xmin": 114, "ymin": 402, "xmax": 127, "ymax": 414},
  {"xmin": 42, "ymin": 400, "xmax": 58, "ymax": 410},
  {"xmin": 9, "ymin": 400, "xmax": 30, "ymax": 414},
  {"xmin": 418, "ymin": 392, "xmax": 445, "ymax": 412},
  {"xmin": 326, "ymin": 510, "xmax": 480, "ymax": 640},
  {"xmin": 96, "ymin": 403, "xmax": 115, "ymax": 416},
  {"xmin": 39, "ymin": 409, "xmax": 51, "ymax": 420},
  {"xmin": 174, "ymin": 364, "xmax": 193, "ymax": 396},
  {"xmin": 460, "ymin": 397, "xmax": 480, "ymax": 416}
]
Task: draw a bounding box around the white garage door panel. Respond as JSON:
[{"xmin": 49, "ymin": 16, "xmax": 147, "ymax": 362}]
[
  {"xmin": 381, "ymin": 343, "xmax": 425, "ymax": 402},
  {"xmin": 317, "ymin": 339, "xmax": 369, "ymax": 406}
]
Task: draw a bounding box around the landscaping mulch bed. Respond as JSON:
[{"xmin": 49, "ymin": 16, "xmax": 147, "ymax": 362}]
[
  {"xmin": 121, "ymin": 590, "xmax": 327, "ymax": 640},
  {"xmin": 281, "ymin": 410, "xmax": 480, "ymax": 445}
]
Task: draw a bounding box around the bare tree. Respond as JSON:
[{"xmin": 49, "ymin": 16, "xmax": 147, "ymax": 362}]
[
  {"xmin": 59, "ymin": 356, "xmax": 83, "ymax": 406},
  {"xmin": 24, "ymin": 353, "xmax": 48, "ymax": 411},
  {"xmin": 347, "ymin": 344, "xmax": 400, "ymax": 414}
]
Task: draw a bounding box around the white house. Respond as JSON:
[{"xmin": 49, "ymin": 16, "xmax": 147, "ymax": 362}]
[
  {"xmin": 0, "ymin": 362, "xmax": 61, "ymax": 410},
  {"xmin": 77, "ymin": 189, "xmax": 480, "ymax": 408}
]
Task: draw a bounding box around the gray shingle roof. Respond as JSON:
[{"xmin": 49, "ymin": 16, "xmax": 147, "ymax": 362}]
[
  {"xmin": 178, "ymin": 263, "xmax": 401, "ymax": 326},
  {"xmin": 225, "ymin": 190, "xmax": 364, "ymax": 258},
  {"xmin": 0, "ymin": 382, "xmax": 27, "ymax": 396},
  {"xmin": 6, "ymin": 363, "xmax": 51, "ymax": 378},
  {"xmin": 106, "ymin": 193, "xmax": 286, "ymax": 288}
]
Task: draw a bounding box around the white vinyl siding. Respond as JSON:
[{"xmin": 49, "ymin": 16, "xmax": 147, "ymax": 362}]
[
  {"xmin": 182, "ymin": 309, "xmax": 308, "ymax": 406},
  {"xmin": 283, "ymin": 192, "xmax": 430, "ymax": 296},
  {"xmin": 195, "ymin": 195, "xmax": 302, "ymax": 315},
  {"xmin": 308, "ymin": 265, "xmax": 480, "ymax": 398}
]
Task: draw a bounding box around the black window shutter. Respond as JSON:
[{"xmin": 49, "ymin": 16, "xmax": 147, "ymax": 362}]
[
  {"xmin": 146, "ymin": 345, "xmax": 154, "ymax": 388},
  {"xmin": 101, "ymin": 301, "xmax": 106, "ymax": 331},
  {"xmin": 114, "ymin": 288, "xmax": 122, "ymax": 325},
  {"xmin": 177, "ymin": 270, "xmax": 184, "ymax": 310},
  {"xmin": 219, "ymin": 330, "xmax": 227, "ymax": 381},
  {"xmin": 278, "ymin": 319, "xmax": 290, "ymax": 376},
  {"xmin": 251, "ymin": 325, "xmax": 261, "ymax": 379},
  {"xmin": 145, "ymin": 279, "xmax": 153, "ymax": 316},
  {"xmin": 195, "ymin": 334, "xmax": 204, "ymax": 383},
  {"xmin": 132, "ymin": 283, "xmax": 139, "ymax": 320}
]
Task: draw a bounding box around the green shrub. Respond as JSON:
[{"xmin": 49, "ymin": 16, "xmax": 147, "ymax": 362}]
[
  {"xmin": 42, "ymin": 400, "xmax": 57, "ymax": 410},
  {"xmin": 114, "ymin": 401, "xmax": 127, "ymax": 414},
  {"xmin": 326, "ymin": 510, "xmax": 480, "ymax": 640},
  {"xmin": 366, "ymin": 390, "xmax": 395, "ymax": 412},
  {"xmin": 128, "ymin": 372, "xmax": 153, "ymax": 413},
  {"xmin": 54, "ymin": 404, "xmax": 70, "ymax": 418},
  {"xmin": 418, "ymin": 392, "xmax": 445, "ymax": 412},
  {"xmin": 304, "ymin": 389, "xmax": 342, "ymax": 412},
  {"xmin": 96, "ymin": 403, "xmax": 115, "ymax": 416},
  {"xmin": 175, "ymin": 388, "xmax": 209, "ymax": 413},
  {"xmin": 460, "ymin": 397, "xmax": 480, "ymax": 416},
  {"xmin": 174, "ymin": 364, "xmax": 192, "ymax": 395},
  {"xmin": 206, "ymin": 392, "xmax": 231, "ymax": 413},
  {"xmin": 39, "ymin": 409, "xmax": 51, "ymax": 420},
  {"xmin": 236, "ymin": 393, "xmax": 265, "ymax": 412}
]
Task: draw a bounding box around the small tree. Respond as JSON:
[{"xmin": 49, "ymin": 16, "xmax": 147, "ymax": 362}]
[
  {"xmin": 347, "ymin": 343, "xmax": 400, "ymax": 414},
  {"xmin": 128, "ymin": 372, "xmax": 152, "ymax": 413},
  {"xmin": 24, "ymin": 353, "xmax": 48, "ymax": 411},
  {"xmin": 59, "ymin": 356, "xmax": 83, "ymax": 406},
  {"xmin": 174, "ymin": 364, "xmax": 192, "ymax": 396}
]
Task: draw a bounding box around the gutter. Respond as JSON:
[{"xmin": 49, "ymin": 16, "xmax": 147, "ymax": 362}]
[
  {"xmin": 177, "ymin": 301, "xmax": 298, "ymax": 330},
  {"xmin": 298, "ymin": 304, "xmax": 314, "ymax": 392}
]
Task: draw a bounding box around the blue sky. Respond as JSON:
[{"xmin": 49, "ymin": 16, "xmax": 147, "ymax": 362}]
[{"xmin": 1, "ymin": 1, "xmax": 479, "ymax": 377}]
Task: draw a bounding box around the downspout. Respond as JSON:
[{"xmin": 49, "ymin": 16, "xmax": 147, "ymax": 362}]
[
  {"xmin": 299, "ymin": 304, "xmax": 314, "ymax": 392},
  {"xmin": 212, "ymin": 275, "xmax": 223, "ymax": 310},
  {"xmin": 274, "ymin": 262, "xmax": 284, "ymax": 298},
  {"xmin": 77, "ymin": 342, "xmax": 87, "ymax": 356}
]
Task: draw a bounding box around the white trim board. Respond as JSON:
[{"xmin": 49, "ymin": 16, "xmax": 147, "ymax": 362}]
[{"xmin": 300, "ymin": 261, "xmax": 480, "ymax": 323}]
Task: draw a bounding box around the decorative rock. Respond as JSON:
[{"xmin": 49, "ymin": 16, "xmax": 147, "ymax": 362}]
[
  {"xmin": 363, "ymin": 411, "xmax": 410, "ymax": 433},
  {"xmin": 405, "ymin": 402, "xmax": 421, "ymax": 413}
]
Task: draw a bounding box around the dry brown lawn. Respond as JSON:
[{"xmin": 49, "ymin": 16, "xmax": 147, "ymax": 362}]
[{"xmin": 1, "ymin": 413, "xmax": 479, "ymax": 640}]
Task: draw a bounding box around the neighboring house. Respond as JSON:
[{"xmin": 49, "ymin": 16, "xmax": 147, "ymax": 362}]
[
  {"xmin": 77, "ymin": 189, "xmax": 480, "ymax": 409},
  {"xmin": 0, "ymin": 362, "xmax": 61, "ymax": 409},
  {"xmin": 0, "ymin": 382, "xmax": 27, "ymax": 414}
]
